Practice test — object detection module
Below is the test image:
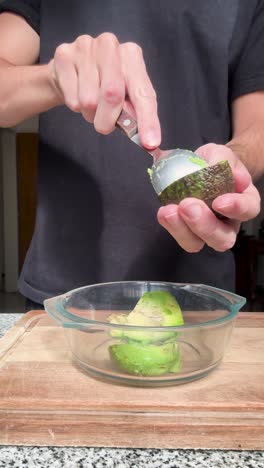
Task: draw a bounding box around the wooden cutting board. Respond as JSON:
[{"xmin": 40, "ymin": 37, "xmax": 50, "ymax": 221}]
[{"xmin": 0, "ymin": 311, "xmax": 264, "ymax": 449}]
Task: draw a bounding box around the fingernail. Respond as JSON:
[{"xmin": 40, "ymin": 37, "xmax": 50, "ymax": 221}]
[
  {"xmin": 214, "ymin": 196, "xmax": 233, "ymax": 211},
  {"xmin": 216, "ymin": 202, "xmax": 233, "ymax": 211},
  {"xmin": 164, "ymin": 207, "xmax": 177, "ymax": 218},
  {"xmin": 181, "ymin": 203, "xmax": 202, "ymax": 221},
  {"xmin": 162, "ymin": 206, "xmax": 178, "ymax": 226}
]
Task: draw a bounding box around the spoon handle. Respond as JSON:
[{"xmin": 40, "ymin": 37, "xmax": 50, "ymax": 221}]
[
  {"xmin": 116, "ymin": 109, "xmax": 160, "ymax": 161},
  {"xmin": 116, "ymin": 109, "xmax": 138, "ymax": 139}
]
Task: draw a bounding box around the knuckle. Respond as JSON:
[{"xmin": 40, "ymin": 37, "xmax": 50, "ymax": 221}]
[
  {"xmin": 65, "ymin": 99, "xmax": 80, "ymax": 113},
  {"xmin": 225, "ymin": 146, "xmax": 235, "ymax": 156},
  {"xmin": 150, "ymin": 86, "xmax": 157, "ymax": 100},
  {"xmin": 76, "ymin": 34, "xmax": 92, "ymax": 49},
  {"xmin": 215, "ymin": 236, "xmax": 237, "ymax": 252},
  {"xmin": 98, "ymin": 32, "xmax": 118, "ymax": 46},
  {"xmin": 134, "ymin": 85, "xmax": 157, "ymax": 102},
  {"xmin": 94, "ymin": 122, "xmax": 114, "ymax": 135},
  {"xmin": 198, "ymin": 219, "xmax": 218, "ymax": 238},
  {"xmin": 222, "ymin": 146, "xmax": 236, "ymax": 162},
  {"xmin": 204, "ymin": 143, "xmax": 218, "ymax": 151},
  {"xmin": 55, "ymin": 43, "xmax": 71, "ymax": 61},
  {"xmin": 125, "ymin": 42, "xmax": 143, "ymax": 55},
  {"xmin": 102, "ymin": 83, "xmax": 124, "ymax": 104},
  {"xmin": 185, "ymin": 244, "xmax": 204, "ymax": 253},
  {"xmin": 79, "ymin": 95, "xmax": 98, "ymax": 111}
]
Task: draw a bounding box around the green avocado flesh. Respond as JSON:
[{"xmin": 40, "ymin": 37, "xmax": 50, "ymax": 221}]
[
  {"xmin": 188, "ymin": 156, "xmax": 208, "ymax": 168},
  {"xmin": 108, "ymin": 290, "xmax": 184, "ymax": 376},
  {"xmin": 159, "ymin": 160, "xmax": 235, "ymax": 209},
  {"xmin": 109, "ymin": 341, "xmax": 180, "ymax": 376},
  {"xmin": 108, "ymin": 290, "xmax": 184, "ymax": 343}
]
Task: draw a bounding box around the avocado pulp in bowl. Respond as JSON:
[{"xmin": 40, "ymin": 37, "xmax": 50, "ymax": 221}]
[{"xmin": 108, "ymin": 290, "xmax": 183, "ymax": 377}]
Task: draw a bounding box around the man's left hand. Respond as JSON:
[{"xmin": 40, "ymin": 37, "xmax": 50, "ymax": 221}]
[{"xmin": 157, "ymin": 143, "xmax": 261, "ymax": 253}]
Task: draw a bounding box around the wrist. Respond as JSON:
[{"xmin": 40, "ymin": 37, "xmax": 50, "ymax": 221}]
[
  {"xmin": 46, "ymin": 60, "xmax": 64, "ymax": 107},
  {"xmin": 226, "ymin": 129, "xmax": 262, "ymax": 181}
]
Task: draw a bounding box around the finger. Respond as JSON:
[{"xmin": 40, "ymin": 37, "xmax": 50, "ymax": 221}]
[
  {"xmin": 94, "ymin": 33, "xmax": 125, "ymax": 134},
  {"xmin": 232, "ymin": 163, "xmax": 252, "ymax": 193},
  {"xmin": 157, "ymin": 205, "xmax": 205, "ymax": 253},
  {"xmin": 123, "ymin": 99, "xmax": 137, "ymax": 119},
  {"xmin": 226, "ymin": 143, "xmax": 253, "ymax": 193},
  {"xmin": 178, "ymin": 198, "xmax": 239, "ymax": 252},
  {"xmin": 212, "ymin": 185, "xmax": 261, "ymax": 221},
  {"xmin": 121, "ymin": 43, "xmax": 161, "ymax": 150},
  {"xmin": 53, "ymin": 44, "xmax": 80, "ymax": 112},
  {"xmin": 195, "ymin": 143, "xmax": 251, "ymax": 193},
  {"xmin": 75, "ymin": 35, "xmax": 100, "ymax": 123}
]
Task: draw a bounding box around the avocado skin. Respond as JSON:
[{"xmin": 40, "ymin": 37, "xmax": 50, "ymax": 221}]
[
  {"xmin": 109, "ymin": 341, "xmax": 180, "ymax": 376},
  {"xmin": 159, "ymin": 160, "xmax": 235, "ymax": 211}
]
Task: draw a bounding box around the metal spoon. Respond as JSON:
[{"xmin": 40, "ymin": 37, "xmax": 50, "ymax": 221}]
[{"xmin": 116, "ymin": 109, "xmax": 208, "ymax": 195}]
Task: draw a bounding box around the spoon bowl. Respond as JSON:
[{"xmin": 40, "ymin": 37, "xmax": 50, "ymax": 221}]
[{"xmin": 147, "ymin": 149, "xmax": 208, "ymax": 195}]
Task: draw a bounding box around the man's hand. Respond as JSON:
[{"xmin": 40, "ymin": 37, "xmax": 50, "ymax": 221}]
[
  {"xmin": 49, "ymin": 33, "xmax": 161, "ymax": 149},
  {"xmin": 157, "ymin": 143, "xmax": 261, "ymax": 253},
  {"xmin": 0, "ymin": 14, "xmax": 161, "ymax": 136}
]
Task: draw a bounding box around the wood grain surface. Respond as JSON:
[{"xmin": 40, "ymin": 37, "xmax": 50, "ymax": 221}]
[{"xmin": 0, "ymin": 311, "xmax": 263, "ymax": 449}]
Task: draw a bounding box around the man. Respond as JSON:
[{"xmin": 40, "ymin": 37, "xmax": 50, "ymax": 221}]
[{"xmin": 0, "ymin": 0, "xmax": 262, "ymax": 307}]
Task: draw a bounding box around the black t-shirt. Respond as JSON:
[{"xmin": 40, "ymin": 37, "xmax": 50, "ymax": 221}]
[{"xmin": 1, "ymin": 0, "xmax": 264, "ymax": 302}]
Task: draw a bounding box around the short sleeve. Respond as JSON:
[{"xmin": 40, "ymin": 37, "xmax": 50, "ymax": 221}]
[
  {"xmin": 0, "ymin": 0, "xmax": 40, "ymax": 34},
  {"xmin": 230, "ymin": 0, "xmax": 264, "ymax": 101}
]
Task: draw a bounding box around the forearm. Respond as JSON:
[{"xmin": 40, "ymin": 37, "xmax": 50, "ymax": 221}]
[
  {"xmin": 227, "ymin": 122, "xmax": 264, "ymax": 181},
  {"xmin": 0, "ymin": 59, "xmax": 62, "ymax": 127}
]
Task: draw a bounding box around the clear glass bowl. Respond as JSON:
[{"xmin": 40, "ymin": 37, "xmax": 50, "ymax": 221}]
[{"xmin": 44, "ymin": 281, "xmax": 246, "ymax": 387}]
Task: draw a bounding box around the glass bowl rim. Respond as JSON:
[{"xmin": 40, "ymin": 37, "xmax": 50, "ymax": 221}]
[{"xmin": 44, "ymin": 281, "xmax": 246, "ymax": 331}]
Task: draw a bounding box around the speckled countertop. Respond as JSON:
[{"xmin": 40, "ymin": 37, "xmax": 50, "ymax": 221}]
[
  {"xmin": 0, "ymin": 313, "xmax": 23, "ymax": 338},
  {"xmin": 0, "ymin": 314, "xmax": 264, "ymax": 468}
]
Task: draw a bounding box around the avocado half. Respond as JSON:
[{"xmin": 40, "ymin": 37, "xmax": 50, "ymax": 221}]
[
  {"xmin": 109, "ymin": 341, "xmax": 180, "ymax": 377},
  {"xmin": 108, "ymin": 290, "xmax": 184, "ymax": 377},
  {"xmin": 158, "ymin": 160, "xmax": 235, "ymax": 210}
]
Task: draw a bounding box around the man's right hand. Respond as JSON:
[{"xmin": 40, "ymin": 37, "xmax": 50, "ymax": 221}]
[
  {"xmin": 0, "ymin": 13, "xmax": 160, "ymax": 146},
  {"xmin": 49, "ymin": 33, "xmax": 161, "ymax": 149}
]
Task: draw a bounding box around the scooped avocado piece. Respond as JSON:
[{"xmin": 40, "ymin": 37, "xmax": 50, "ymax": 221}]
[
  {"xmin": 108, "ymin": 290, "xmax": 184, "ymax": 344},
  {"xmin": 109, "ymin": 341, "xmax": 180, "ymax": 376},
  {"xmin": 125, "ymin": 290, "xmax": 183, "ymax": 343},
  {"xmin": 159, "ymin": 160, "xmax": 235, "ymax": 214},
  {"xmin": 169, "ymin": 355, "xmax": 181, "ymax": 373},
  {"xmin": 107, "ymin": 313, "xmax": 127, "ymax": 338}
]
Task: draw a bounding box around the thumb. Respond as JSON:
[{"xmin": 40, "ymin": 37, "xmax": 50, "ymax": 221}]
[{"xmin": 232, "ymin": 166, "xmax": 252, "ymax": 193}]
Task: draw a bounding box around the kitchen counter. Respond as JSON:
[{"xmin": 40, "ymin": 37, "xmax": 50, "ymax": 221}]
[{"xmin": 1, "ymin": 313, "xmax": 264, "ymax": 468}]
